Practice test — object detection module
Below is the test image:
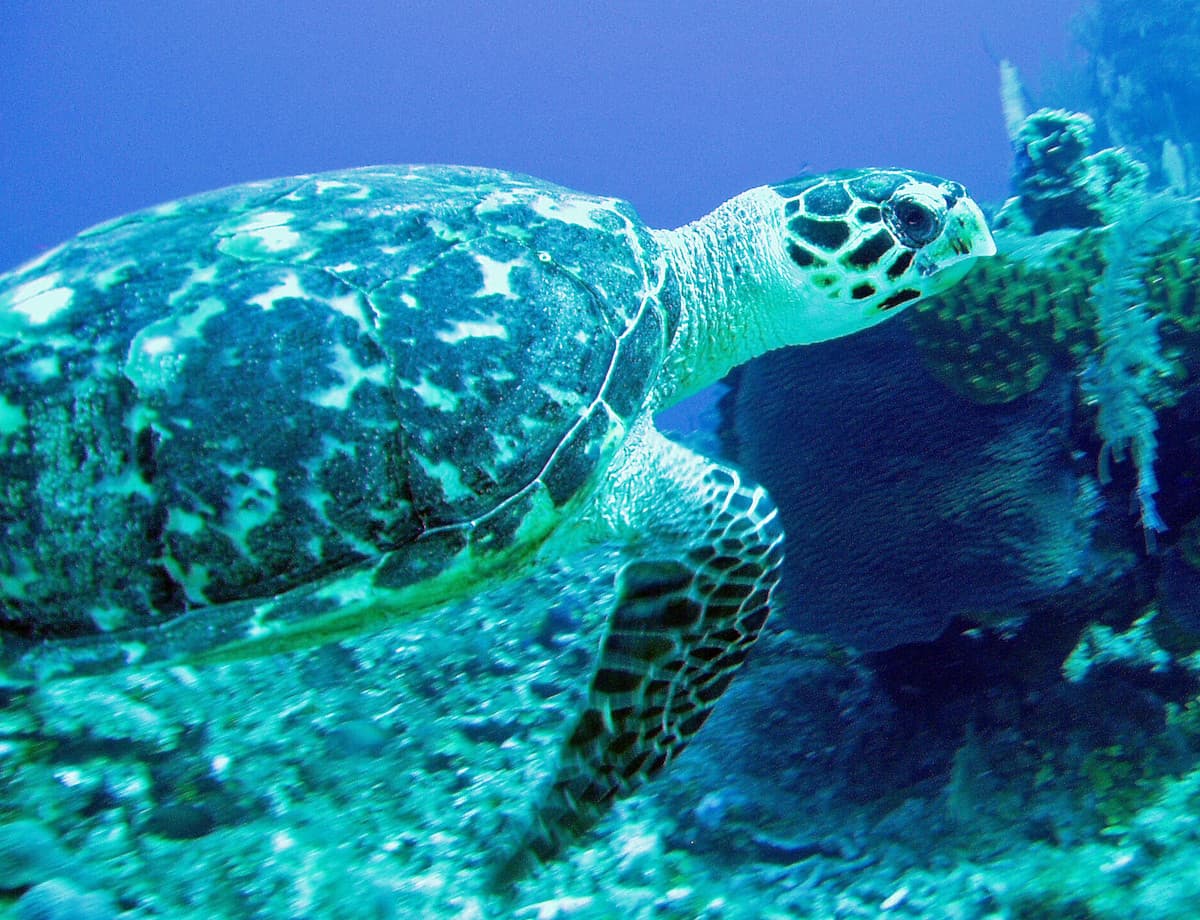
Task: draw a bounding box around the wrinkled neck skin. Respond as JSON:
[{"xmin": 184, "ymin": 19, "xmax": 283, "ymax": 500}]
[{"xmin": 650, "ymin": 187, "xmax": 795, "ymax": 410}]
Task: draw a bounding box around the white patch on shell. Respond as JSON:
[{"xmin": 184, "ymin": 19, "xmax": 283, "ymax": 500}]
[
  {"xmin": 517, "ymin": 413, "xmax": 556, "ymax": 439},
  {"xmin": 407, "ymin": 374, "xmax": 460, "ymax": 412},
  {"xmin": 99, "ymin": 469, "xmax": 154, "ymax": 499},
  {"xmin": 124, "ymin": 337, "xmax": 185, "ymax": 393},
  {"xmin": 489, "ymin": 368, "xmax": 516, "ymax": 384},
  {"xmin": 121, "ymin": 642, "xmax": 149, "ymax": 666},
  {"xmin": 228, "ymin": 211, "xmax": 303, "ymax": 252},
  {"xmin": 491, "ymin": 431, "xmax": 520, "ymax": 466},
  {"xmin": 89, "ymin": 605, "xmax": 130, "ymax": 632},
  {"xmin": 93, "ymin": 260, "xmax": 138, "ymax": 291},
  {"xmin": 125, "ymin": 298, "xmax": 225, "ymax": 392},
  {"xmin": 249, "ymin": 272, "xmax": 307, "ymax": 311},
  {"xmin": 307, "ymin": 343, "xmax": 388, "ymax": 410},
  {"xmin": 216, "ymin": 463, "xmax": 279, "ymax": 557},
  {"xmin": 312, "ymin": 180, "xmax": 371, "ymax": 200},
  {"xmin": 297, "ymin": 436, "xmax": 382, "ymax": 557},
  {"xmin": 313, "ymin": 568, "xmax": 375, "ymax": 606},
  {"xmin": 435, "ymin": 317, "xmax": 509, "ymax": 344},
  {"xmin": 161, "ymin": 557, "xmax": 211, "ymax": 605},
  {"xmin": 473, "ymin": 254, "xmax": 524, "ymax": 300},
  {"xmin": 301, "ymin": 489, "xmax": 377, "ymax": 557},
  {"xmin": 298, "ymin": 436, "xmax": 379, "ymax": 556},
  {"xmin": 148, "ymin": 200, "xmax": 184, "ymax": 218},
  {"xmin": 412, "ymin": 450, "xmax": 474, "ymax": 502},
  {"xmin": 1, "ymin": 273, "xmax": 75, "ymax": 325},
  {"xmin": 327, "ymin": 291, "xmax": 374, "ymax": 332},
  {"xmin": 140, "ymin": 335, "xmax": 173, "ymax": 356},
  {"xmin": 0, "ymin": 561, "xmax": 38, "ymax": 601},
  {"xmin": 168, "ymin": 264, "xmax": 220, "ymax": 306},
  {"xmin": 168, "ymin": 297, "xmax": 225, "ymax": 340},
  {"xmin": 124, "ymin": 404, "xmax": 165, "ymax": 443},
  {"xmin": 306, "ymin": 535, "xmax": 323, "ymax": 560},
  {"xmin": 538, "ymin": 382, "xmax": 584, "ymax": 410},
  {"xmin": 167, "ymin": 507, "xmax": 208, "ymax": 536},
  {"xmin": 528, "ymin": 194, "xmax": 608, "ymax": 230},
  {"xmin": 474, "ymin": 189, "xmax": 528, "ymax": 214}
]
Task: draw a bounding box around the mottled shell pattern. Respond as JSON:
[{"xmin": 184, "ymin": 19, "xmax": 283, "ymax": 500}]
[{"xmin": 0, "ymin": 166, "xmax": 676, "ymax": 640}]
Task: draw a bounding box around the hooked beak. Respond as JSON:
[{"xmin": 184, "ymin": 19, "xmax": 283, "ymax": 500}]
[
  {"xmin": 916, "ymin": 197, "xmax": 996, "ymax": 278},
  {"xmin": 948, "ymin": 197, "xmax": 997, "ymax": 257}
]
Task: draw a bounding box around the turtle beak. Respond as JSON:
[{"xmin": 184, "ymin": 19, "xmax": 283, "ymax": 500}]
[
  {"xmin": 948, "ymin": 197, "xmax": 996, "ymax": 258},
  {"xmin": 914, "ymin": 197, "xmax": 996, "ymax": 279}
]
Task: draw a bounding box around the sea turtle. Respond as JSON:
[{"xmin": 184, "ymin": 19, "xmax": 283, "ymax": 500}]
[{"xmin": 0, "ymin": 164, "xmax": 993, "ymax": 880}]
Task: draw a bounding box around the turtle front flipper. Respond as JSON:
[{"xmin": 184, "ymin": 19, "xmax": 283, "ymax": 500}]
[{"xmin": 492, "ymin": 424, "xmax": 784, "ymax": 888}]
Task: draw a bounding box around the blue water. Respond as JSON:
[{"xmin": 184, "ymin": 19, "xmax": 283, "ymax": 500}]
[
  {"xmin": 1, "ymin": 0, "xmax": 1076, "ymax": 271},
  {"xmin": 5, "ymin": 2, "xmax": 1200, "ymax": 918}
]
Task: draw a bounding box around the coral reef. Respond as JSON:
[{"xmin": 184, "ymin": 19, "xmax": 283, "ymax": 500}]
[
  {"xmin": 998, "ymin": 109, "xmax": 1149, "ymax": 233},
  {"xmin": 1062, "ymin": 610, "xmax": 1172, "ymax": 683},
  {"xmin": 1082, "ymin": 194, "xmax": 1197, "ymax": 536},
  {"xmin": 909, "ymin": 102, "xmax": 1200, "ymax": 541},
  {"xmin": 0, "ymin": 821, "xmax": 73, "ymax": 891},
  {"xmin": 0, "ymin": 558, "xmax": 616, "ymax": 918},
  {"xmin": 12, "ymin": 880, "xmax": 117, "ymax": 920},
  {"xmin": 653, "ymin": 622, "xmax": 1200, "ymax": 920},
  {"xmin": 698, "ymin": 74, "xmax": 1200, "ymax": 917},
  {"xmin": 4, "ymin": 529, "xmax": 1197, "ymax": 920}
]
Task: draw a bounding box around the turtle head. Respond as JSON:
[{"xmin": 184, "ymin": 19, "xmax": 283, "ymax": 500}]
[
  {"xmin": 764, "ymin": 168, "xmax": 995, "ymax": 344},
  {"xmin": 653, "ymin": 167, "xmax": 994, "ymax": 406}
]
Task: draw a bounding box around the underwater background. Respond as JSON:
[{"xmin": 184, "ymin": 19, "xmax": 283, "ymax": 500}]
[{"xmin": 5, "ymin": 1, "xmax": 1200, "ymax": 918}]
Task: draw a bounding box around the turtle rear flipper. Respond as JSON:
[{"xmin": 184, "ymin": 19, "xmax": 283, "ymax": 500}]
[{"xmin": 491, "ymin": 426, "xmax": 784, "ymax": 888}]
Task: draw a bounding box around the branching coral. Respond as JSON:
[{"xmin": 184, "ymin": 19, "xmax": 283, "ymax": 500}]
[
  {"xmin": 1082, "ymin": 195, "xmax": 1197, "ymax": 537},
  {"xmin": 995, "ymin": 108, "xmax": 1149, "ymax": 234}
]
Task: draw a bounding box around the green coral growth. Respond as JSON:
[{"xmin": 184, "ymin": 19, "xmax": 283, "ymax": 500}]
[
  {"xmin": 1149, "ymin": 230, "xmax": 1200, "ymax": 404},
  {"xmin": 909, "ymin": 105, "xmax": 1200, "ymax": 422},
  {"xmin": 906, "ymin": 230, "xmax": 1100, "ymax": 404},
  {"xmin": 908, "ymin": 215, "xmax": 1200, "ymax": 408},
  {"xmin": 1080, "ymin": 743, "xmax": 1165, "ymax": 831}
]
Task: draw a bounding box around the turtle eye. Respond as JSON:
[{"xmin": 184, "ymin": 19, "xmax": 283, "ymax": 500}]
[{"xmin": 884, "ymin": 194, "xmax": 944, "ymax": 247}]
